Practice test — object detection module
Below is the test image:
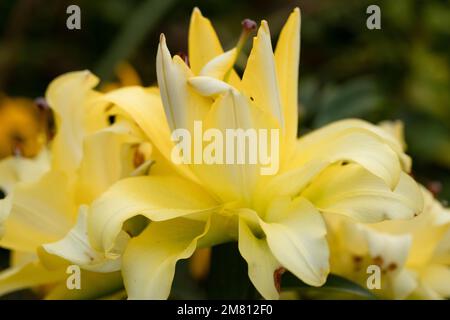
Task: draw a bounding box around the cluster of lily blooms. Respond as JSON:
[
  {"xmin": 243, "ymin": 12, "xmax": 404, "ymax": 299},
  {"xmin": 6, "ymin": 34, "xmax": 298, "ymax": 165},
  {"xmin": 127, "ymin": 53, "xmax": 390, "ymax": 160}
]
[{"xmin": 0, "ymin": 8, "xmax": 448, "ymax": 300}]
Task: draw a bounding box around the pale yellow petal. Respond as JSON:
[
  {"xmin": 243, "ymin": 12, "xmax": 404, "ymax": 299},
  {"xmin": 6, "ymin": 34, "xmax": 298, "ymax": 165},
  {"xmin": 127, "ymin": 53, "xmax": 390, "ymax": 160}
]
[
  {"xmin": 123, "ymin": 218, "xmax": 208, "ymax": 299},
  {"xmin": 188, "ymin": 8, "xmax": 241, "ymax": 88},
  {"xmin": 0, "ymin": 261, "xmax": 65, "ymax": 297},
  {"xmin": 291, "ymin": 119, "xmax": 411, "ymax": 176},
  {"xmin": 420, "ymin": 264, "xmax": 450, "ymax": 298},
  {"xmin": 46, "ymin": 71, "xmax": 106, "ymax": 176},
  {"xmin": 76, "ymin": 122, "xmax": 142, "ymax": 204},
  {"xmin": 156, "ymin": 35, "xmax": 210, "ymax": 132},
  {"xmin": 242, "ymin": 21, "xmax": 284, "ymax": 128},
  {"xmin": 390, "ymin": 269, "xmax": 418, "ymax": 299},
  {"xmin": 254, "ymin": 160, "xmax": 328, "ymax": 212},
  {"xmin": 238, "ymin": 217, "xmax": 280, "ymax": 299},
  {"xmin": 102, "ymin": 86, "xmax": 197, "ymax": 182},
  {"xmin": 88, "ymin": 175, "xmax": 218, "ymax": 253},
  {"xmin": 261, "ymin": 197, "xmax": 329, "ymax": 286},
  {"xmin": 193, "ymin": 90, "xmax": 279, "ymax": 203},
  {"xmin": 43, "ymin": 206, "xmax": 123, "ymax": 273},
  {"xmin": 199, "ymin": 49, "xmax": 237, "ymax": 80},
  {"xmin": 363, "ymin": 227, "xmax": 412, "ymax": 271},
  {"xmin": 45, "ymin": 270, "xmax": 123, "ymax": 300},
  {"xmin": 274, "ymin": 8, "xmax": 301, "ymax": 146},
  {"xmin": 188, "ymin": 8, "xmax": 224, "ymax": 75},
  {"xmin": 302, "ymin": 163, "xmax": 423, "ymax": 222},
  {"xmin": 188, "ymin": 76, "xmax": 234, "ymax": 97},
  {"xmin": 0, "ymin": 171, "xmax": 76, "ymax": 252}
]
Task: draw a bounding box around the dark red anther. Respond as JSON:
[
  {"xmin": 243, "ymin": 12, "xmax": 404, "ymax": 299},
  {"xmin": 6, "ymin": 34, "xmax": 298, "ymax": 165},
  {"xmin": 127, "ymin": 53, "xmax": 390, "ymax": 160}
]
[
  {"xmin": 427, "ymin": 181, "xmax": 442, "ymax": 197},
  {"xmin": 273, "ymin": 267, "xmax": 286, "ymax": 293},
  {"xmin": 242, "ymin": 19, "xmax": 257, "ymax": 32}
]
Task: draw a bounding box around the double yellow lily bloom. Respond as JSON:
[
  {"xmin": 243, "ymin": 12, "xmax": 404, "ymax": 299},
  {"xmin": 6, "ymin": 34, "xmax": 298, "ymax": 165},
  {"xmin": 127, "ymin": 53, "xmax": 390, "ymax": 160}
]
[{"xmin": 0, "ymin": 7, "xmax": 446, "ymax": 300}]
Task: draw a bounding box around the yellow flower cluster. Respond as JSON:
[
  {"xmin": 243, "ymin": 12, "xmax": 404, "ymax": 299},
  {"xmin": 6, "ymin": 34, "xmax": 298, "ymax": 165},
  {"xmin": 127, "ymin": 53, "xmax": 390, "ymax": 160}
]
[{"xmin": 0, "ymin": 8, "xmax": 448, "ymax": 300}]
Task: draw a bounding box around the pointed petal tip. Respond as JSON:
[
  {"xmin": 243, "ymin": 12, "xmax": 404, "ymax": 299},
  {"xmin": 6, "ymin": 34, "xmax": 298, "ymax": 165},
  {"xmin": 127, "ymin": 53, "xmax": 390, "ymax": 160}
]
[
  {"xmin": 260, "ymin": 20, "xmax": 270, "ymax": 32},
  {"xmin": 291, "ymin": 7, "xmax": 301, "ymax": 24},
  {"xmin": 192, "ymin": 7, "xmax": 202, "ymax": 16}
]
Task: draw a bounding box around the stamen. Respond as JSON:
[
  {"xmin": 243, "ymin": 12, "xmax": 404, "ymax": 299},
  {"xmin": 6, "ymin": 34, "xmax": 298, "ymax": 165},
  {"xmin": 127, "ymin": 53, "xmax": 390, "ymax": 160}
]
[
  {"xmin": 224, "ymin": 18, "xmax": 257, "ymax": 82},
  {"xmin": 427, "ymin": 181, "xmax": 442, "ymax": 196},
  {"xmin": 273, "ymin": 267, "xmax": 286, "ymax": 293}
]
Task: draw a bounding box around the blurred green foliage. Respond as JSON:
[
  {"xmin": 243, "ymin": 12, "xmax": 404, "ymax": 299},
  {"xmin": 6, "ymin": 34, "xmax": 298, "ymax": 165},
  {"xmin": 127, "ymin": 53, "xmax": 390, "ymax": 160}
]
[{"xmin": 0, "ymin": 0, "xmax": 449, "ymax": 299}]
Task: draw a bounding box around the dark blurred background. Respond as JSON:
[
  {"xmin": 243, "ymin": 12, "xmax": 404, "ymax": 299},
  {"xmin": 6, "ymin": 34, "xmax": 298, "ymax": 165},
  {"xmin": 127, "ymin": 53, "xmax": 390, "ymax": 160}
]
[{"xmin": 0, "ymin": 0, "xmax": 449, "ymax": 196}]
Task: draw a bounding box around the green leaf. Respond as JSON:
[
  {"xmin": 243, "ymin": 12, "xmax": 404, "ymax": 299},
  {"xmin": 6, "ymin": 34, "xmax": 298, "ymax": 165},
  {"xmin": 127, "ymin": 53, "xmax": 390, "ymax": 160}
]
[
  {"xmin": 313, "ymin": 78, "xmax": 382, "ymax": 127},
  {"xmin": 94, "ymin": 0, "xmax": 178, "ymax": 82},
  {"xmin": 282, "ymin": 272, "xmax": 377, "ymax": 300}
]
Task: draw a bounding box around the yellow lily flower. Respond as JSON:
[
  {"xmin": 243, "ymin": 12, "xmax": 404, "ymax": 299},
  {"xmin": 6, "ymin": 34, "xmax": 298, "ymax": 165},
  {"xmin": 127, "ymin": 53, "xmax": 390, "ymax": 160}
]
[
  {"xmin": 0, "ymin": 71, "xmax": 159, "ymax": 298},
  {"xmin": 101, "ymin": 62, "xmax": 143, "ymax": 92},
  {"xmin": 88, "ymin": 8, "xmax": 422, "ymax": 299},
  {"xmin": 0, "ymin": 96, "xmax": 47, "ymax": 159},
  {"xmin": 327, "ymin": 122, "xmax": 450, "ymax": 299},
  {"xmin": 327, "ymin": 186, "xmax": 450, "ymax": 299}
]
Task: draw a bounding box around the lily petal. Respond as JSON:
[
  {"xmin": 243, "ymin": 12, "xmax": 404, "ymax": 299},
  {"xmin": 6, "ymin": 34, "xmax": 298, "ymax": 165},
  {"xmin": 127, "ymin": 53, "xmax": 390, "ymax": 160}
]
[
  {"xmin": 123, "ymin": 218, "xmax": 208, "ymax": 299},
  {"xmin": 199, "ymin": 49, "xmax": 237, "ymax": 80},
  {"xmin": 188, "ymin": 8, "xmax": 241, "ymax": 88},
  {"xmin": 45, "ymin": 271, "xmax": 123, "ymax": 300},
  {"xmin": 46, "ymin": 71, "xmax": 105, "ymax": 177},
  {"xmin": 302, "ymin": 163, "xmax": 423, "ymax": 222},
  {"xmin": 102, "ymin": 86, "xmax": 196, "ymax": 182},
  {"xmin": 238, "ymin": 216, "xmax": 280, "ymax": 299},
  {"xmin": 0, "ymin": 171, "xmax": 76, "ymax": 252},
  {"xmin": 274, "ymin": 8, "xmax": 301, "ymax": 147},
  {"xmin": 188, "ymin": 8, "xmax": 224, "ymax": 75},
  {"xmin": 0, "ymin": 152, "xmax": 50, "ymax": 238},
  {"xmin": 88, "ymin": 175, "xmax": 218, "ymax": 253},
  {"xmin": 420, "ymin": 264, "xmax": 450, "ymax": 298},
  {"xmin": 188, "ymin": 76, "xmax": 234, "ymax": 97},
  {"xmin": 261, "ymin": 197, "xmax": 329, "ymax": 286},
  {"xmin": 0, "ymin": 260, "xmax": 65, "ymax": 297},
  {"xmin": 292, "ymin": 119, "xmax": 411, "ymax": 175},
  {"xmin": 156, "ymin": 35, "xmax": 210, "ymax": 133},
  {"xmin": 43, "ymin": 206, "xmax": 123, "ymax": 273},
  {"xmin": 293, "ymin": 123, "xmax": 403, "ymax": 189},
  {"xmin": 194, "ymin": 90, "xmax": 279, "ymax": 203},
  {"xmin": 242, "ymin": 21, "xmax": 284, "ymax": 129}
]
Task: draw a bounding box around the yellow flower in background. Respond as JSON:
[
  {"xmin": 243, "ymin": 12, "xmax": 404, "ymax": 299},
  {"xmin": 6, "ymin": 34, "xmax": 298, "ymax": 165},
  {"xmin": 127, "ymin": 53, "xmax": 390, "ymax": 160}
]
[
  {"xmin": 87, "ymin": 8, "xmax": 422, "ymax": 299},
  {"xmin": 327, "ymin": 122, "xmax": 450, "ymax": 299},
  {"xmin": 101, "ymin": 62, "xmax": 143, "ymax": 93},
  {"xmin": 0, "ymin": 96, "xmax": 47, "ymax": 159},
  {"xmin": 0, "ymin": 71, "xmax": 161, "ymax": 299},
  {"xmin": 327, "ymin": 186, "xmax": 450, "ymax": 299}
]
